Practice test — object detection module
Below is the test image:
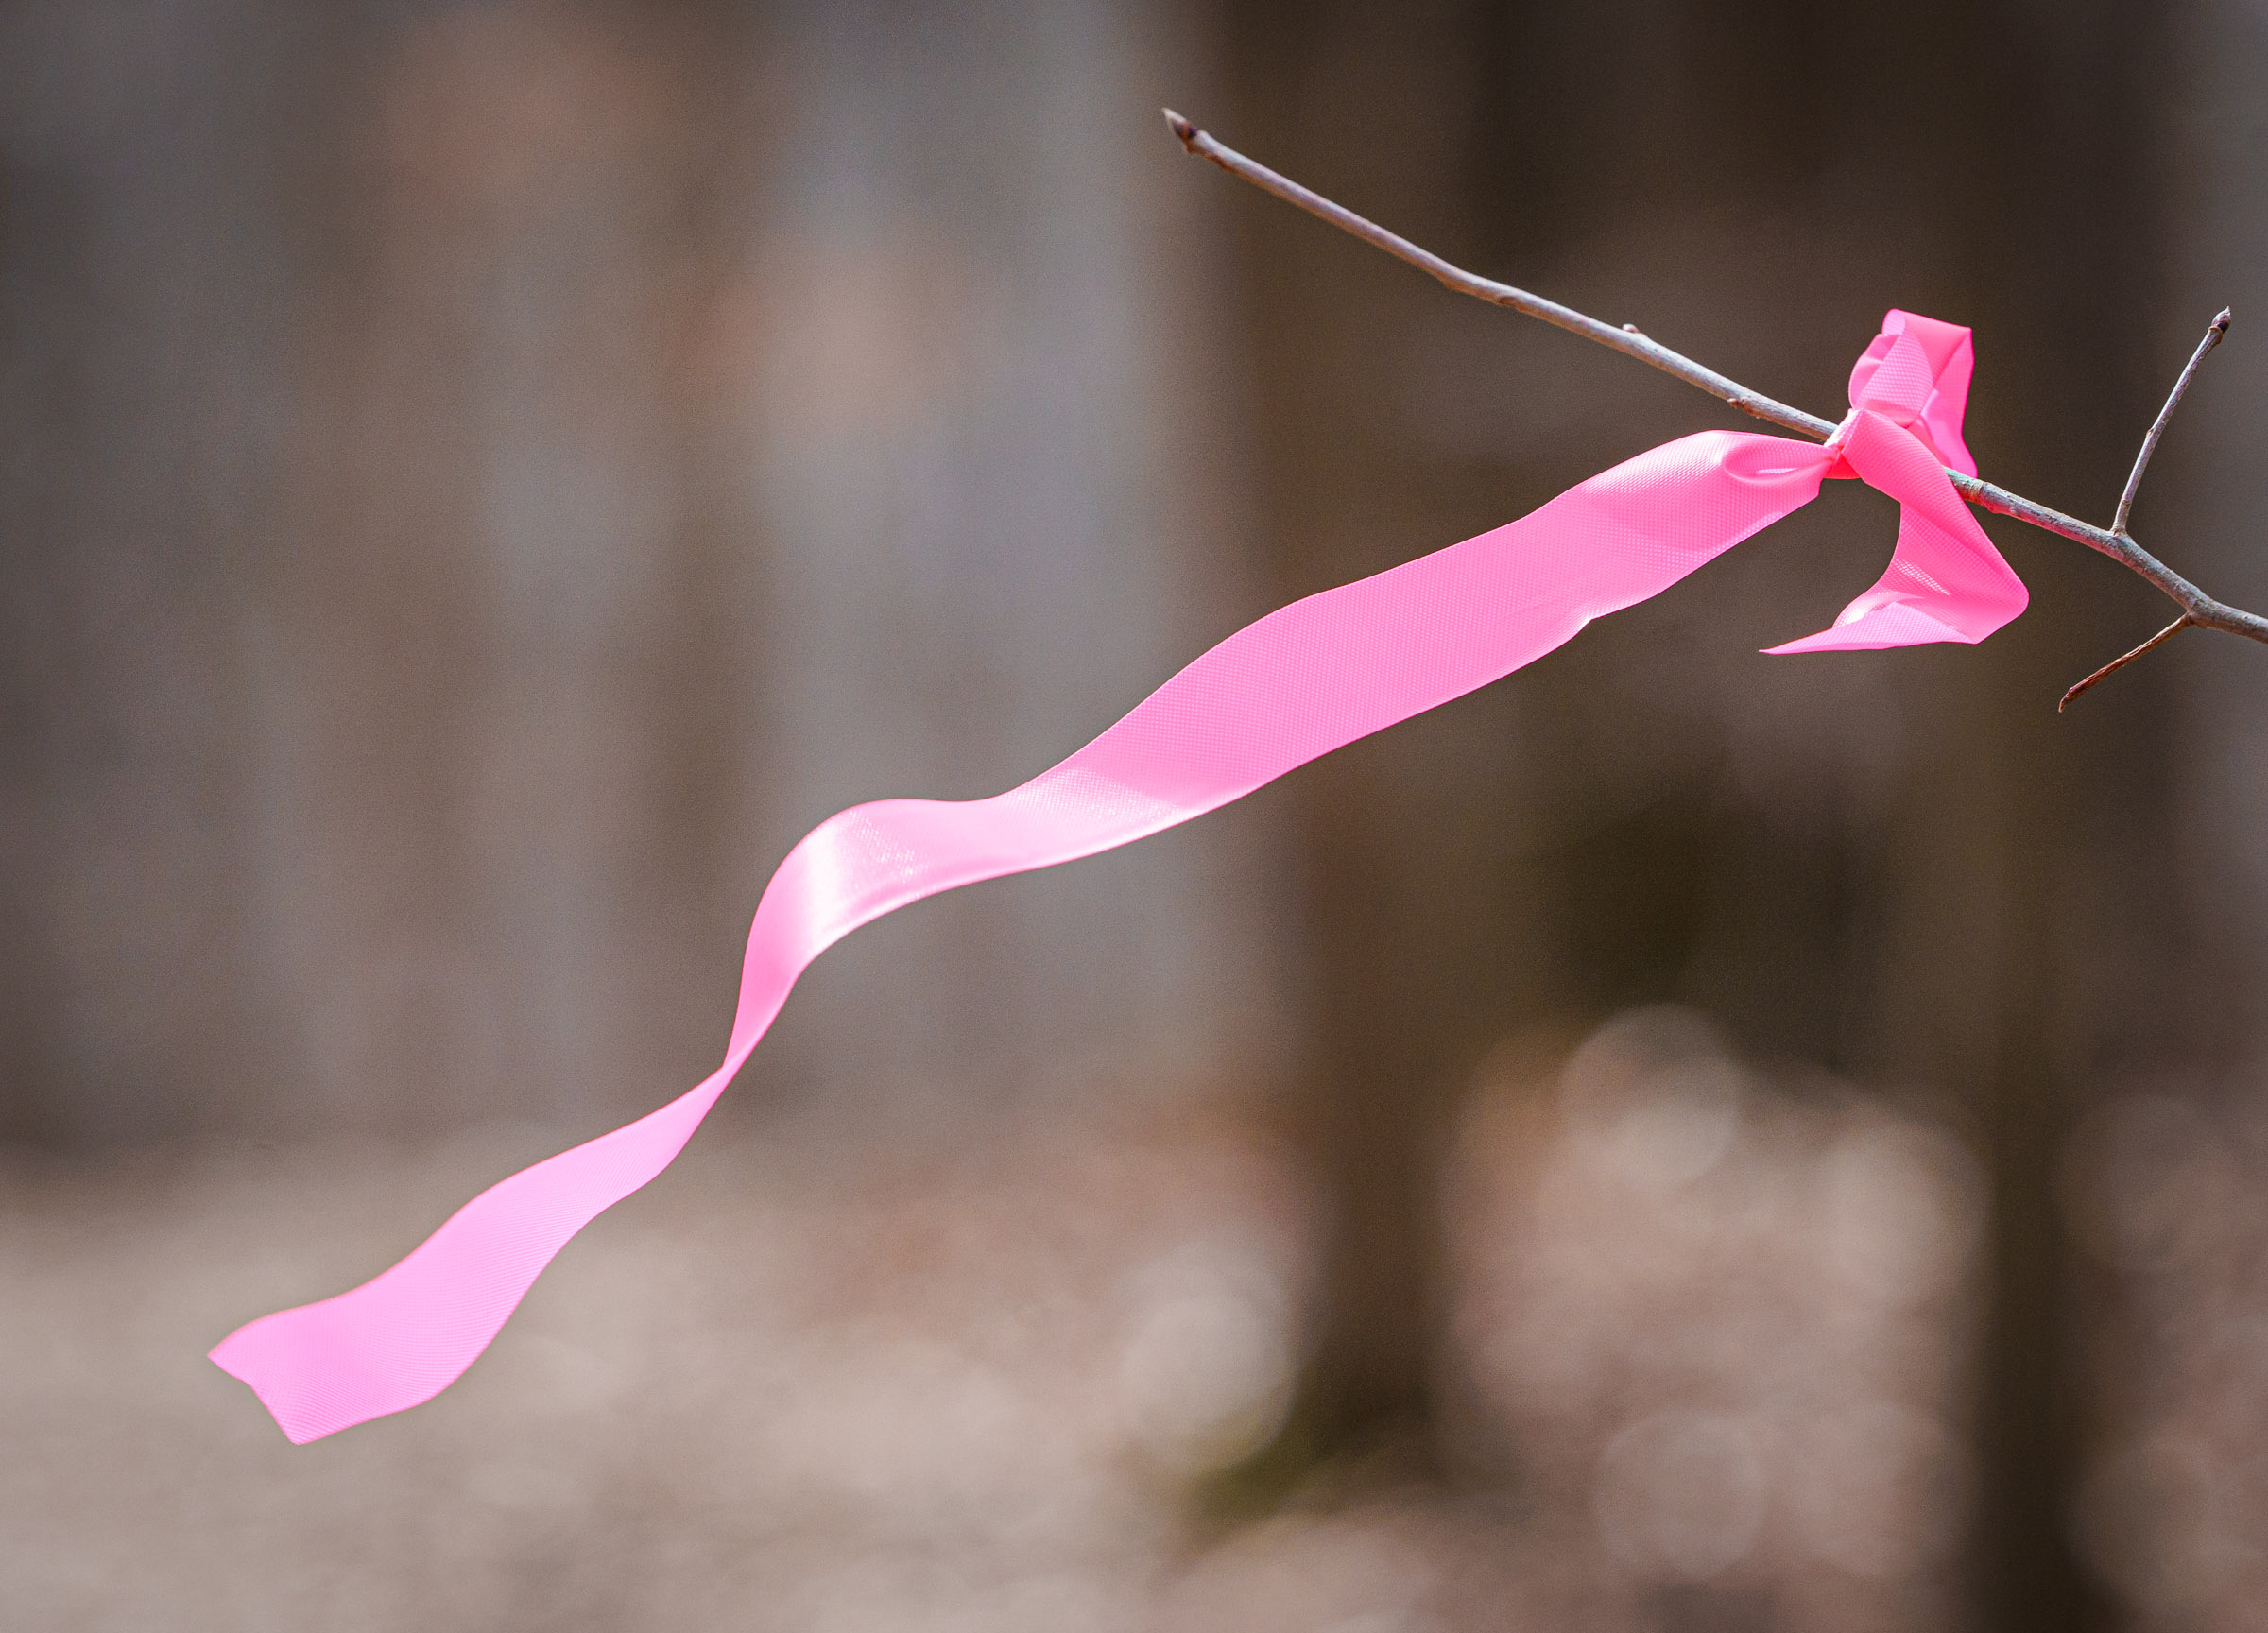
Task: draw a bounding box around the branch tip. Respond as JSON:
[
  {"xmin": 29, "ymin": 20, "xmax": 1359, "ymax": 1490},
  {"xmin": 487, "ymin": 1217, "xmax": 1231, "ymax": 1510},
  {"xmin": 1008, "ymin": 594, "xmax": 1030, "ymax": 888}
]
[
  {"xmin": 1162, "ymin": 109, "xmax": 1197, "ymax": 149},
  {"xmin": 2058, "ymin": 616, "xmax": 2194, "ymax": 713},
  {"xmin": 2112, "ymin": 310, "xmax": 2236, "ymax": 537}
]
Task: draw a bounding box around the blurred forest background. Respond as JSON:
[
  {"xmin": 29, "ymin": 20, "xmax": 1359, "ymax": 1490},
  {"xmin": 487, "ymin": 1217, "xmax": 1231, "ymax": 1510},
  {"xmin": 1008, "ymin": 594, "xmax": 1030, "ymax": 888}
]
[{"xmin": 6, "ymin": 1, "xmax": 2268, "ymax": 1629}]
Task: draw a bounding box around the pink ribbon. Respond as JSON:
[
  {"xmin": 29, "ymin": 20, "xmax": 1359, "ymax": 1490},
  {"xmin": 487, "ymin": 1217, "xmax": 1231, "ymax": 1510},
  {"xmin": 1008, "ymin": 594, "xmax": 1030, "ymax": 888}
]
[{"xmin": 212, "ymin": 309, "xmax": 2026, "ymax": 1442}]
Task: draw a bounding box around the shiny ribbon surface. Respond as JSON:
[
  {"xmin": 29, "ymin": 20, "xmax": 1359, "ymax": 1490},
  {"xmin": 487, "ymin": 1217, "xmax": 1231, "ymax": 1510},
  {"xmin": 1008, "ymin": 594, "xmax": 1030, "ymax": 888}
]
[{"xmin": 213, "ymin": 309, "xmax": 2027, "ymax": 1442}]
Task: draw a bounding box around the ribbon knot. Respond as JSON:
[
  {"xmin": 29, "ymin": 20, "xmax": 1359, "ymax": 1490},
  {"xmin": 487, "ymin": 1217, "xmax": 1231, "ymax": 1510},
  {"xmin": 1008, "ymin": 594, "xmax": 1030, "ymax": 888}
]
[
  {"xmin": 209, "ymin": 309, "xmax": 2033, "ymax": 1443},
  {"xmin": 1765, "ymin": 308, "xmax": 2024, "ymax": 653}
]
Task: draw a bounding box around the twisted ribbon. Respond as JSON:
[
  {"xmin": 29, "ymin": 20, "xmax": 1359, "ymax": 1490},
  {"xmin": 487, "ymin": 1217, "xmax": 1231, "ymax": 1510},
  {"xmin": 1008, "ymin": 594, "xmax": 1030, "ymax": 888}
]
[{"xmin": 213, "ymin": 309, "xmax": 2026, "ymax": 1442}]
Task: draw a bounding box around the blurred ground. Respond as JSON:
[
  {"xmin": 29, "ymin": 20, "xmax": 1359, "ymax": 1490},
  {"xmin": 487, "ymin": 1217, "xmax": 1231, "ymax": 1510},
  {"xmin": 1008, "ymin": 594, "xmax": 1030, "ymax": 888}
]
[{"xmin": 4, "ymin": 1012, "xmax": 1998, "ymax": 1631}]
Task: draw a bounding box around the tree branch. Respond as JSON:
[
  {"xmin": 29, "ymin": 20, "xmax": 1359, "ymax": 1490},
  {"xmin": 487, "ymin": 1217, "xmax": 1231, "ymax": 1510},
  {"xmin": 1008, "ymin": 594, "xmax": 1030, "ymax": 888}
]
[
  {"xmin": 2114, "ymin": 311, "xmax": 2229, "ymax": 538},
  {"xmin": 1163, "ymin": 110, "xmax": 2268, "ymax": 703},
  {"xmin": 2059, "ymin": 617, "xmax": 2195, "ymax": 713}
]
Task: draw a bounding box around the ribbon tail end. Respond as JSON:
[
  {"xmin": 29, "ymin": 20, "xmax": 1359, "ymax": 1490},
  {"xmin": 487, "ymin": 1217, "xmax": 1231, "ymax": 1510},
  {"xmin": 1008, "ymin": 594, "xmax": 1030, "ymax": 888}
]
[{"xmin": 208, "ymin": 1332, "xmax": 353, "ymax": 1445}]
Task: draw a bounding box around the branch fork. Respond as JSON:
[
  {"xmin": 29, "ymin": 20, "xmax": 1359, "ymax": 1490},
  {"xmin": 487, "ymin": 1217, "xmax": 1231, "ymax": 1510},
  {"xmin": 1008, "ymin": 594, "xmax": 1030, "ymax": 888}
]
[{"xmin": 1163, "ymin": 110, "xmax": 2259, "ymax": 709}]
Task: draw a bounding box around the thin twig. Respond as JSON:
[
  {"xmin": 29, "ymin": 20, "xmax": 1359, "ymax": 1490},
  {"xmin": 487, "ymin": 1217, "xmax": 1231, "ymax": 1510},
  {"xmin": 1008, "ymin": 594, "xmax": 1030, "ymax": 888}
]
[
  {"xmin": 1160, "ymin": 111, "xmax": 1833, "ymax": 442},
  {"xmin": 2113, "ymin": 310, "xmax": 2230, "ymax": 537},
  {"xmin": 2059, "ymin": 617, "xmax": 2195, "ymax": 713},
  {"xmin": 1161, "ymin": 110, "xmax": 2268, "ymax": 692}
]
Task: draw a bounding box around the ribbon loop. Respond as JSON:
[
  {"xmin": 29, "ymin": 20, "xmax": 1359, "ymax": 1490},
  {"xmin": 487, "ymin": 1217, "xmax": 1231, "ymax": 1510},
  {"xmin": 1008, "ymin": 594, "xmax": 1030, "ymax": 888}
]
[
  {"xmin": 210, "ymin": 308, "xmax": 2034, "ymax": 1442},
  {"xmin": 1851, "ymin": 331, "xmax": 1938, "ymax": 421},
  {"xmin": 1845, "ymin": 307, "xmax": 1981, "ymax": 474}
]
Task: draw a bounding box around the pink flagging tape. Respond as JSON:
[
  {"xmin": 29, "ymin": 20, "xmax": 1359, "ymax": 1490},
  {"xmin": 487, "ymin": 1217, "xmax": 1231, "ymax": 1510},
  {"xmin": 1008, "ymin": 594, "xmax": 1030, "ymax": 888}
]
[{"xmin": 211, "ymin": 309, "xmax": 2025, "ymax": 1442}]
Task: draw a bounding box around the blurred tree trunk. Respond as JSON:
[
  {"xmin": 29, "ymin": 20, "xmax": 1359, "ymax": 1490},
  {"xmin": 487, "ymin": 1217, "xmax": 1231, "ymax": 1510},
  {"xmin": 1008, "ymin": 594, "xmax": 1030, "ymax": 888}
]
[
  {"xmin": 1219, "ymin": 4, "xmax": 2177, "ymax": 1628},
  {"xmin": 0, "ymin": 0, "xmax": 1272, "ymax": 1149}
]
